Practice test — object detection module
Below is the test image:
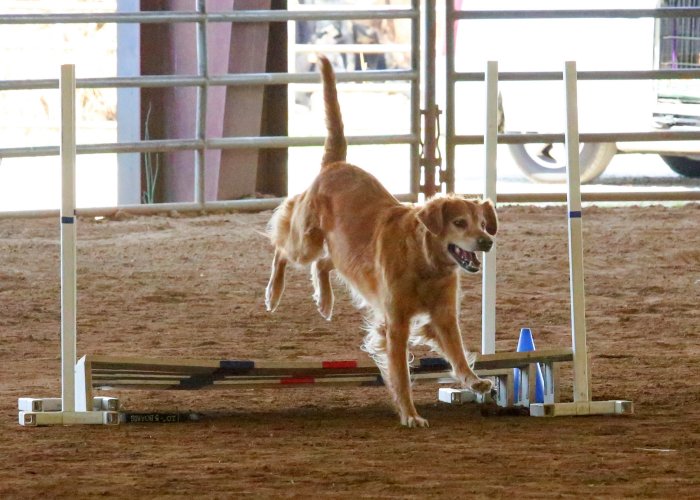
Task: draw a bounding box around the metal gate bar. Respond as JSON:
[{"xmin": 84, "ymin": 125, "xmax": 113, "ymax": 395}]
[
  {"xmin": 453, "ymin": 8, "xmax": 700, "ymax": 20},
  {"xmin": 0, "ymin": 9, "xmax": 418, "ymax": 24}
]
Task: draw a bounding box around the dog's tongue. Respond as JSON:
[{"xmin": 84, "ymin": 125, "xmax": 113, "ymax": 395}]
[
  {"xmin": 456, "ymin": 246, "xmax": 478, "ymax": 265},
  {"xmin": 469, "ymin": 251, "xmax": 480, "ymax": 267}
]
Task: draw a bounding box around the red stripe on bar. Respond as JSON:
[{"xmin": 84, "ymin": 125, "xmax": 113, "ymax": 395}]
[
  {"xmin": 321, "ymin": 360, "xmax": 358, "ymax": 369},
  {"xmin": 280, "ymin": 377, "xmax": 316, "ymax": 385}
]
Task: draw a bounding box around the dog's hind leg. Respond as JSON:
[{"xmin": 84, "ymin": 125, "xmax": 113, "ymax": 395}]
[
  {"xmin": 265, "ymin": 249, "xmax": 287, "ymax": 313},
  {"xmin": 311, "ymin": 257, "xmax": 334, "ymax": 320}
]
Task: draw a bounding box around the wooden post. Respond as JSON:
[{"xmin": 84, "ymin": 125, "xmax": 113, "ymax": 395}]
[
  {"xmin": 256, "ymin": 0, "xmax": 288, "ymax": 197},
  {"xmin": 217, "ymin": 0, "xmax": 273, "ymax": 200}
]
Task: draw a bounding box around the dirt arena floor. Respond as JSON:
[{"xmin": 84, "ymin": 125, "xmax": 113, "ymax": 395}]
[{"xmin": 1, "ymin": 202, "xmax": 698, "ymax": 498}]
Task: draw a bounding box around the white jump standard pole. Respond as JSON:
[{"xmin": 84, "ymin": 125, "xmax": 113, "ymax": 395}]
[
  {"xmin": 563, "ymin": 60, "xmax": 591, "ymax": 405},
  {"xmin": 482, "ymin": 61, "xmax": 499, "ymax": 356},
  {"xmin": 61, "ymin": 63, "xmax": 78, "ymax": 417},
  {"xmin": 529, "ymin": 61, "xmax": 632, "ymax": 417},
  {"xmin": 18, "ymin": 65, "xmax": 118, "ymax": 426}
]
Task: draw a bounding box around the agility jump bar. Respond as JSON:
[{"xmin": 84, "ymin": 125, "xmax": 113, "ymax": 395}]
[
  {"xmin": 80, "ymin": 355, "xmax": 453, "ymax": 391},
  {"xmin": 78, "ymin": 349, "xmax": 574, "ymax": 392}
]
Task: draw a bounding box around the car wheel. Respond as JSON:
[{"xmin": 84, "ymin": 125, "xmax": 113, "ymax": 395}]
[
  {"xmin": 508, "ymin": 142, "xmax": 617, "ymax": 184},
  {"xmin": 660, "ymin": 155, "xmax": 700, "ymax": 178}
]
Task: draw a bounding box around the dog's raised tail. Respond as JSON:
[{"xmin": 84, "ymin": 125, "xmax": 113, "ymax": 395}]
[{"xmin": 318, "ymin": 55, "xmax": 347, "ymax": 167}]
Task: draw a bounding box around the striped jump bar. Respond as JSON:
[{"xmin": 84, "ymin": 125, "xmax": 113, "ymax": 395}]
[
  {"xmin": 216, "ymin": 357, "xmax": 450, "ymax": 374},
  {"xmin": 215, "ymin": 374, "xmax": 386, "ymax": 388},
  {"xmin": 87, "ymin": 356, "xmax": 454, "ymax": 391},
  {"xmin": 218, "ymin": 359, "xmax": 364, "ymax": 371}
]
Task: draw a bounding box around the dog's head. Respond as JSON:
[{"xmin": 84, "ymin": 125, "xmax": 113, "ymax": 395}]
[{"xmin": 417, "ymin": 195, "xmax": 498, "ymax": 273}]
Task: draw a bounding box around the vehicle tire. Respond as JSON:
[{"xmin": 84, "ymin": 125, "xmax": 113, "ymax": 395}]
[
  {"xmin": 660, "ymin": 155, "xmax": 700, "ymax": 178},
  {"xmin": 508, "ymin": 142, "xmax": 617, "ymax": 184}
]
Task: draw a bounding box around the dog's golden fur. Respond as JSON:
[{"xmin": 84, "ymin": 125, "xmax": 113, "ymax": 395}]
[{"xmin": 266, "ymin": 56, "xmax": 498, "ymax": 427}]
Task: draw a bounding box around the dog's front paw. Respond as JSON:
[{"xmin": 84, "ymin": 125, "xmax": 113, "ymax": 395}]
[
  {"xmin": 401, "ymin": 414, "xmax": 429, "ymax": 428},
  {"xmin": 469, "ymin": 377, "xmax": 493, "ymax": 395}
]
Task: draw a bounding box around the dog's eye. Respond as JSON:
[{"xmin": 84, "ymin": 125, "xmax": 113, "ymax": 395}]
[{"xmin": 453, "ymin": 219, "xmax": 467, "ymax": 229}]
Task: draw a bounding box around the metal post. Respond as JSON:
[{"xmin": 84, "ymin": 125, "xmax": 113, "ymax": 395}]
[
  {"xmin": 563, "ymin": 61, "xmax": 591, "ymax": 403},
  {"xmin": 60, "ymin": 64, "xmax": 77, "ymax": 413},
  {"xmin": 445, "ymin": 0, "xmax": 456, "ymax": 194},
  {"xmin": 194, "ymin": 0, "xmax": 208, "ymax": 206},
  {"xmin": 482, "ymin": 61, "xmax": 498, "ymax": 355},
  {"xmin": 410, "ymin": 0, "xmax": 421, "ymax": 197},
  {"xmin": 421, "ymin": 0, "xmax": 439, "ymax": 197}
]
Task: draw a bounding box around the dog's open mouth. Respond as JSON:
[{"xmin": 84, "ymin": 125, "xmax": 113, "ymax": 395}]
[{"xmin": 448, "ymin": 244, "xmax": 481, "ymax": 273}]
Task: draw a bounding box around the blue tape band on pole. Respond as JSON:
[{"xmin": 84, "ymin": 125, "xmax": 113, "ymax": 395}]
[
  {"xmin": 61, "ymin": 216, "xmax": 75, "ymax": 224},
  {"xmin": 569, "ymin": 211, "xmax": 582, "ymax": 219}
]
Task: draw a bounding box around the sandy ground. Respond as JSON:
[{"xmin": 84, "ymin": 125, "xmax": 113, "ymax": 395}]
[{"xmin": 1, "ymin": 203, "xmax": 699, "ymax": 498}]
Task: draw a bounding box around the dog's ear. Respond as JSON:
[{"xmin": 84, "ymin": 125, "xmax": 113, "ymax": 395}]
[
  {"xmin": 481, "ymin": 199, "xmax": 498, "ymax": 235},
  {"xmin": 417, "ymin": 199, "xmax": 444, "ymax": 235}
]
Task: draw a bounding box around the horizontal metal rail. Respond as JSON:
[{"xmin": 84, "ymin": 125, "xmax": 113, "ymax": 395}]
[
  {"xmin": 453, "ymin": 69, "xmax": 700, "ymax": 82},
  {"xmin": 7, "ymin": 129, "xmax": 698, "ymax": 159},
  {"xmin": 0, "ymin": 70, "xmax": 417, "ymax": 91},
  {"xmin": 452, "ymin": 8, "xmax": 700, "ymax": 20},
  {"xmin": 486, "ymin": 191, "xmax": 700, "ymax": 203},
  {"xmin": 454, "ymin": 130, "xmax": 700, "ymax": 146},
  {"xmin": 2, "ymin": 189, "xmax": 697, "ymax": 221},
  {"xmin": 295, "ymin": 43, "xmax": 412, "ymax": 54},
  {"xmin": 8, "ymin": 67, "xmax": 693, "ymax": 91},
  {"xmin": 0, "ymin": 8, "xmax": 417, "ymax": 25},
  {"xmin": 0, "ymin": 192, "xmax": 420, "ymax": 219},
  {"xmin": 0, "ymin": 134, "xmax": 419, "ymax": 159}
]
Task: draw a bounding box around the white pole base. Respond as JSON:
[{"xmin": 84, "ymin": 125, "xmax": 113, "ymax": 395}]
[
  {"xmin": 439, "ymin": 388, "xmax": 477, "ymax": 404},
  {"xmin": 438, "ymin": 387, "xmax": 495, "ymax": 405},
  {"xmin": 529, "ymin": 400, "xmax": 633, "ymax": 417},
  {"xmin": 18, "ymin": 396, "xmax": 120, "ymax": 426},
  {"xmin": 19, "ymin": 396, "xmax": 119, "ymax": 413},
  {"xmin": 19, "ymin": 410, "xmax": 119, "ymax": 426}
]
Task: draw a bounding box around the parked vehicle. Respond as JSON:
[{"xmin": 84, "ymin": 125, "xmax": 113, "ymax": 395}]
[{"xmin": 652, "ymin": 0, "xmax": 700, "ymax": 177}]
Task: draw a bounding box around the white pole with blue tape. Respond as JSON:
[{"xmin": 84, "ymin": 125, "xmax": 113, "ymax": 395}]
[
  {"xmin": 60, "ymin": 64, "xmax": 78, "ymax": 414},
  {"xmin": 18, "ymin": 65, "xmax": 118, "ymax": 425},
  {"xmin": 563, "ymin": 61, "xmax": 591, "ymax": 403}
]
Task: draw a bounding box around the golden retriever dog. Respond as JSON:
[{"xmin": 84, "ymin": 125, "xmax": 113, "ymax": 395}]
[{"xmin": 265, "ymin": 56, "xmax": 498, "ymax": 427}]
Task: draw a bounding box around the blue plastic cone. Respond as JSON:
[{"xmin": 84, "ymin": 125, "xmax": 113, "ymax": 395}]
[{"xmin": 513, "ymin": 328, "xmax": 545, "ymax": 404}]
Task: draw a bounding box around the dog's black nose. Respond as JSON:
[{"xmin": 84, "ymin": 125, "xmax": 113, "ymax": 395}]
[{"xmin": 477, "ymin": 237, "xmax": 493, "ymax": 252}]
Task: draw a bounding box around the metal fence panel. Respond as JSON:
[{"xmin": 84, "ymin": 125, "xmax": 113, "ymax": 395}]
[
  {"xmin": 0, "ymin": 4, "xmax": 421, "ymax": 216},
  {"xmin": 444, "ymin": 5, "xmax": 700, "ymax": 198}
]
